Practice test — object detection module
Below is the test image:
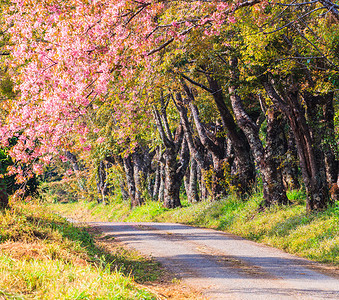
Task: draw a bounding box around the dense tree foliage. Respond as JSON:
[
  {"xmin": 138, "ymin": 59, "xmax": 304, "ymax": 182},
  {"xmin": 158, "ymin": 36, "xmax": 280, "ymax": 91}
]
[{"xmin": 1, "ymin": 0, "xmax": 338, "ymax": 211}]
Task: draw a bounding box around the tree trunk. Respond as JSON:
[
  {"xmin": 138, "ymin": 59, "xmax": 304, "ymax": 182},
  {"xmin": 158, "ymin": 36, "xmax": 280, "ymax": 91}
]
[
  {"xmin": 197, "ymin": 164, "xmax": 208, "ymax": 200},
  {"xmin": 320, "ymin": 93, "xmax": 338, "ymax": 187},
  {"xmin": 153, "ymin": 102, "xmax": 189, "ymax": 208},
  {"xmin": 163, "ymin": 137, "xmax": 189, "ymax": 208},
  {"xmin": 0, "ymin": 178, "xmax": 8, "ymax": 209},
  {"xmin": 282, "ymin": 130, "xmax": 300, "ymax": 190},
  {"xmin": 264, "ymin": 107, "xmax": 290, "ymax": 205},
  {"xmin": 153, "ymin": 162, "xmax": 161, "ymax": 200},
  {"xmin": 295, "ymin": 93, "xmax": 329, "ymax": 211},
  {"xmin": 123, "ymin": 155, "xmax": 137, "ymax": 207},
  {"xmin": 303, "ymin": 92, "xmax": 334, "ymax": 207},
  {"xmin": 163, "ymin": 153, "xmax": 182, "ymax": 208},
  {"xmin": 263, "ymin": 79, "xmax": 330, "ymax": 211},
  {"xmin": 229, "ymin": 57, "xmax": 288, "ymax": 206},
  {"xmin": 179, "ymin": 73, "xmax": 255, "ymax": 195},
  {"xmin": 187, "ymin": 157, "xmax": 199, "ymax": 202},
  {"xmin": 97, "ymin": 160, "xmax": 108, "ymax": 204},
  {"xmin": 132, "ymin": 148, "xmax": 146, "ymax": 206},
  {"xmin": 184, "ymin": 165, "xmax": 190, "ymax": 199},
  {"xmin": 153, "ymin": 147, "xmax": 164, "ymax": 201},
  {"xmin": 206, "ymin": 76, "xmax": 256, "ymax": 194},
  {"xmin": 175, "ymin": 89, "xmax": 227, "ymax": 199},
  {"xmin": 158, "ymin": 163, "xmax": 165, "ymax": 202},
  {"xmin": 119, "ymin": 178, "xmax": 129, "ymax": 201}
]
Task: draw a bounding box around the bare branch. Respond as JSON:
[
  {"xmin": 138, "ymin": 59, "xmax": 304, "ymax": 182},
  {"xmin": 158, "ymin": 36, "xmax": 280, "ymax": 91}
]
[
  {"xmin": 147, "ymin": 38, "xmax": 174, "ymax": 56},
  {"xmin": 180, "ymin": 73, "xmax": 213, "ymax": 93},
  {"xmin": 153, "ymin": 106, "xmax": 173, "ymax": 148},
  {"xmin": 273, "ymin": 1, "xmax": 319, "ymax": 6}
]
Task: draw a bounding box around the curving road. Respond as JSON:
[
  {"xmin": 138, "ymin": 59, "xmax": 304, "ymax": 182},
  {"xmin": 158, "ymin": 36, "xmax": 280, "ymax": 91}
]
[{"xmin": 89, "ymin": 221, "xmax": 339, "ymax": 300}]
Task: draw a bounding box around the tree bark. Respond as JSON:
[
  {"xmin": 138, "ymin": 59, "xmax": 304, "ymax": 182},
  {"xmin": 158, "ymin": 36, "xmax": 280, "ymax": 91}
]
[
  {"xmin": 282, "ymin": 130, "xmax": 300, "ymax": 190},
  {"xmin": 263, "ymin": 79, "xmax": 330, "ymax": 211},
  {"xmin": 174, "ymin": 93, "xmax": 211, "ymax": 180},
  {"xmin": 175, "ymin": 88, "xmax": 228, "ymax": 199},
  {"xmin": 163, "ymin": 136, "xmax": 189, "ymax": 208},
  {"xmin": 0, "ymin": 177, "xmax": 8, "ymax": 209},
  {"xmin": 229, "ymin": 57, "xmax": 288, "ymax": 206},
  {"xmin": 121, "ymin": 144, "xmax": 155, "ymax": 207},
  {"xmin": 158, "ymin": 162, "xmax": 165, "ymax": 202},
  {"xmin": 119, "ymin": 177, "xmax": 129, "ymax": 201},
  {"xmin": 197, "ymin": 164, "xmax": 208, "ymax": 200},
  {"xmin": 152, "ymin": 147, "xmax": 164, "ymax": 201},
  {"xmin": 187, "ymin": 157, "xmax": 199, "ymax": 202},
  {"xmin": 132, "ymin": 148, "xmax": 146, "ymax": 206},
  {"xmin": 97, "ymin": 160, "xmax": 108, "ymax": 204},
  {"xmin": 184, "ymin": 165, "xmax": 190, "ymax": 199},
  {"xmin": 153, "ymin": 101, "xmax": 189, "ymax": 208},
  {"xmin": 153, "ymin": 163, "xmax": 161, "ymax": 201},
  {"xmin": 320, "ymin": 93, "xmax": 338, "ymax": 188},
  {"xmin": 264, "ymin": 107, "xmax": 290, "ymax": 205},
  {"xmin": 205, "ymin": 75, "xmax": 256, "ymax": 194},
  {"xmin": 123, "ymin": 155, "xmax": 137, "ymax": 208}
]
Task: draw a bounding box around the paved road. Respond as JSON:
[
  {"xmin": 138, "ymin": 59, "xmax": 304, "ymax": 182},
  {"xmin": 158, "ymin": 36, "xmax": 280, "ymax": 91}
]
[{"xmin": 90, "ymin": 221, "xmax": 339, "ymax": 300}]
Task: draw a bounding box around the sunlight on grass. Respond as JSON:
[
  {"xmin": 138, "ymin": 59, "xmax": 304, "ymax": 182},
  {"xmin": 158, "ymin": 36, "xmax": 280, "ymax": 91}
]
[
  {"xmin": 0, "ymin": 204, "xmax": 155, "ymax": 299},
  {"xmin": 0, "ymin": 255, "xmax": 150, "ymax": 299},
  {"xmin": 51, "ymin": 191, "xmax": 339, "ymax": 265}
]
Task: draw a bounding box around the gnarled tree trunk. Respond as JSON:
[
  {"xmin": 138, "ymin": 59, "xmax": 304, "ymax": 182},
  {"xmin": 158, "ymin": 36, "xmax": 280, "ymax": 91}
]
[
  {"xmin": 132, "ymin": 148, "xmax": 146, "ymax": 206},
  {"xmin": 282, "ymin": 129, "xmax": 300, "ymax": 190},
  {"xmin": 123, "ymin": 155, "xmax": 137, "ymax": 207},
  {"xmin": 205, "ymin": 75, "xmax": 256, "ymax": 194},
  {"xmin": 162, "ymin": 135, "xmax": 189, "ymax": 208},
  {"xmin": 263, "ymin": 79, "xmax": 330, "ymax": 211},
  {"xmin": 186, "ymin": 157, "xmax": 199, "ymax": 202},
  {"xmin": 175, "ymin": 88, "xmax": 228, "ymax": 200},
  {"xmin": 153, "ymin": 99, "xmax": 189, "ymax": 208},
  {"xmin": 119, "ymin": 178, "xmax": 129, "ymax": 201},
  {"xmin": 179, "ymin": 73, "xmax": 255, "ymax": 195},
  {"xmin": 229, "ymin": 57, "xmax": 288, "ymax": 206},
  {"xmin": 264, "ymin": 107, "xmax": 290, "ymax": 205},
  {"xmin": 97, "ymin": 160, "xmax": 108, "ymax": 204},
  {"xmin": 320, "ymin": 93, "xmax": 338, "ymax": 197}
]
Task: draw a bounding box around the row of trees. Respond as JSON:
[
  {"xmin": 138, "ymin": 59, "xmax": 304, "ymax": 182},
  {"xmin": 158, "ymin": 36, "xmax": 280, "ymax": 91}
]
[{"xmin": 0, "ymin": 0, "xmax": 338, "ymax": 212}]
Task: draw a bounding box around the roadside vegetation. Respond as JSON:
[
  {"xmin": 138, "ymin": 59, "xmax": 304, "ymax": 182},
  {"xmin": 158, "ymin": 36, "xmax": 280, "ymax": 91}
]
[
  {"xmin": 0, "ymin": 202, "xmax": 160, "ymax": 299},
  {"xmin": 51, "ymin": 190, "xmax": 339, "ymax": 266}
]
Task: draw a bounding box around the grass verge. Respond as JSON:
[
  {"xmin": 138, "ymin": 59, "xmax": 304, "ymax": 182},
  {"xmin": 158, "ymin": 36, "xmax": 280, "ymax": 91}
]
[
  {"xmin": 0, "ymin": 203, "xmax": 158, "ymax": 299},
  {"xmin": 51, "ymin": 190, "xmax": 339, "ymax": 266}
]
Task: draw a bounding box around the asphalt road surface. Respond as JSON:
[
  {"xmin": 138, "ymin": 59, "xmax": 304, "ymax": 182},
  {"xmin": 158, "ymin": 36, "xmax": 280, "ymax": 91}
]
[{"xmin": 90, "ymin": 221, "xmax": 339, "ymax": 300}]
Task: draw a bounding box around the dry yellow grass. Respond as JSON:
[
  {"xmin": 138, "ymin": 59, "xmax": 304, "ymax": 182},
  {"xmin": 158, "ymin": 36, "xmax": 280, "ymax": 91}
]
[
  {"xmin": 0, "ymin": 204, "xmax": 155, "ymax": 299},
  {"xmin": 0, "ymin": 242, "xmax": 88, "ymax": 266}
]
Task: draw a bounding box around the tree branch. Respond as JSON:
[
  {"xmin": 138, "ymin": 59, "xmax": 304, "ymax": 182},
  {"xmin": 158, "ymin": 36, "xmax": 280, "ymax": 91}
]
[
  {"xmin": 152, "ymin": 106, "xmax": 174, "ymax": 148},
  {"xmin": 180, "ymin": 73, "xmax": 213, "ymax": 93}
]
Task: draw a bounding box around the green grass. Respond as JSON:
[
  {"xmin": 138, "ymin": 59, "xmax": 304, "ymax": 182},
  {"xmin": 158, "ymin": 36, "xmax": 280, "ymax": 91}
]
[
  {"xmin": 51, "ymin": 191, "xmax": 339, "ymax": 265},
  {"xmin": 0, "ymin": 203, "xmax": 157, "ymax": 299}
]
